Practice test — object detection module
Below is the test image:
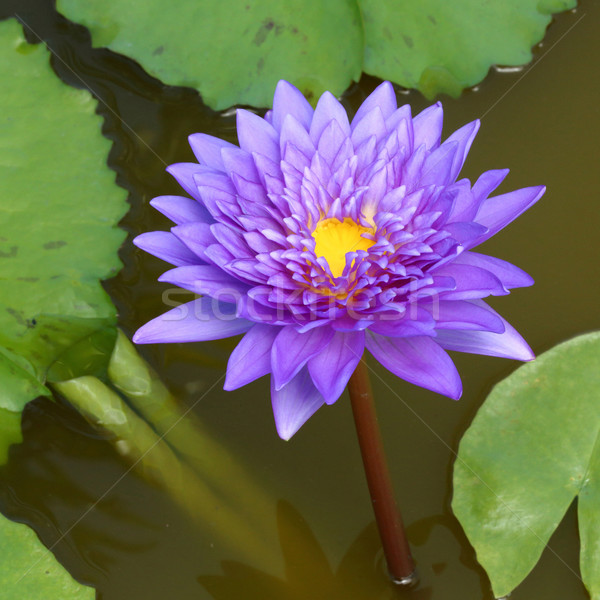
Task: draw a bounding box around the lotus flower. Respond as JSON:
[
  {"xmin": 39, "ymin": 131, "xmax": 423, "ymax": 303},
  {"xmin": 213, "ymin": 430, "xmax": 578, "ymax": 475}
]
[{"xmin": 133, "ymin": 81, "xmax": 543, "ymax": 440}]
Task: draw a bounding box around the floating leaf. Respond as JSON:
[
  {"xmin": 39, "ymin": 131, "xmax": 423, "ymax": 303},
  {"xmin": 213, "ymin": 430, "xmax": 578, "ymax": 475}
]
[
  {"xmin": 0, "ymin": 512, "xmax": 94, "ymax": 599},
  {"xmin": 0, "ymin": 409, "xmax": 22, "ymax": 465},
  {"xmin": 0, "ymin": 19, "xmax": 126, "ymax": 434},
  {"xmin": 56, "ymin": 0, "xmax": 575, "ymax": 107},
  {"xmin": 360, "ymin": 0, "xmax": 577, "ymax": 98},
  {"xmin": 452, "ymin": 331, "xmax": 600, "ymax": 598},
  {"xmin": 56, "ymin": 0, "xmax": 364, "ymax": 109}
]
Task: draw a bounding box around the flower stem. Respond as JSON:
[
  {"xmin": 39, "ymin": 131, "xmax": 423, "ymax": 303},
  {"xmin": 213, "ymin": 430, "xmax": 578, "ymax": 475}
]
[{"xmin": 348, "ymin": 359, "xmax": 416, "ymax": 584}]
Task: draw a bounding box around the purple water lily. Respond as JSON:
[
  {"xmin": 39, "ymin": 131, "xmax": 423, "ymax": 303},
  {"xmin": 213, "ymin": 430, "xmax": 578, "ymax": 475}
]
[{"xmin": 133, "ymin": 80, "xmax": 543, "ymax": 440}]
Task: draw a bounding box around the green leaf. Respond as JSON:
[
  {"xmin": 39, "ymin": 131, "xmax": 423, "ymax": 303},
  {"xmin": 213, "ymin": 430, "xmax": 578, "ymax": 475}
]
[
  {"xmin": 56, "ymin": 0, "xmax": 575, "ymax": 108},
  {"xmin": 0, "ymin": 513, "xmax": 94, "ymax": 599},
  {"xmin": 0, "ymin": 409, "xmax": 22, "ymax": 465},
  {"xmin": 452, "ymin": 331, "xmax": 600, "ymax": 598},
  {"xmin": 360, "ymin": 0, "xmax": 577, "ymax": 99},
  {"xmin": 56, "ymin": 0, "xmax": 364, "ymax": 109},
  {"xmin": 0, "ymin": 19, "xmax": 127, "ymax": 420}
]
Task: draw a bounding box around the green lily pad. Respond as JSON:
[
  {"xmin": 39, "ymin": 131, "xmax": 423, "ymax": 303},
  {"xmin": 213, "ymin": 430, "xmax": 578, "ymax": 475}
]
[
  {"xmin": 0, "ymin": 19, "xmax": 126, "ymax": 428},
  {"xmin": 56, "ymin": 0, "xmax": 364, "ymax": 109},
  {"xmin": 361, "ymin": 0, "xmax": 577, "ymax": 99},
  {"xmin": 0, "ymin": 512, "xmax": 94, "ymax": 599},
  {"xmin": 56, "ymin": 0, "xmax": 574, "ymax": 108},
  {"xmin": 452, "ymin": 331, "xmax": 600, "ymax": 598},
  {"xmin": 0, "ymin": 409, "xmax": 22, "ymax": 465}
]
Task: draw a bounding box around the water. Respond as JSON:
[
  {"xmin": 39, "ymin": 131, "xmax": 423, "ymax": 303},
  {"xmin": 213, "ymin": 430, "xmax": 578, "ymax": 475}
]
[{"xmin": 0, "ymin": 0, "xmax": 598, "ymax": 598}]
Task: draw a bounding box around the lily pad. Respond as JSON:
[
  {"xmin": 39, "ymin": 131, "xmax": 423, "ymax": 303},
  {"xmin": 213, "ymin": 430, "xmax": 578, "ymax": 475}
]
[
  {"xmin": 56, "ymin": 0, "xmax": 364, "ymax": 109},
  {"xmin": 56, "ymin": 0, "xmax": 575, "ymax": 107},
  {"xmin": 0, "ymin": 19, "xmax": 126, "ymax": 441},
  {"xmin": 452, "ymin": 331, "xmax": 600, "ymax": 598},
  {"xmin": 0, "ymin": 512, "xmax": 94, "ymax": 599},
  {"xmin": 360, "ymin": 0, "xmax": 577, "ymax": 98}
]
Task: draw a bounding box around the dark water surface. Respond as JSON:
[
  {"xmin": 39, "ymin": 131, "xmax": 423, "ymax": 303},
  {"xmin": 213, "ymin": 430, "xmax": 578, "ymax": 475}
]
[{"xmin": 1, "ymin": 0, "xmax": 599, "ymax": 598}]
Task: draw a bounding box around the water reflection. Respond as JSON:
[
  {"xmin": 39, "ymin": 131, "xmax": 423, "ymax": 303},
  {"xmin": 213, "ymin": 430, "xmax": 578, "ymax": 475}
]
[{"xmin": 200, "ymin": 501, "xmax": 433, "ymax": 600}]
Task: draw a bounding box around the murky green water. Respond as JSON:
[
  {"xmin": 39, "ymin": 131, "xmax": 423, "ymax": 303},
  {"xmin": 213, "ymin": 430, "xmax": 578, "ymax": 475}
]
[{"xmin": 1, "ymin": 1, "xmax": 599, "ymax": 598}]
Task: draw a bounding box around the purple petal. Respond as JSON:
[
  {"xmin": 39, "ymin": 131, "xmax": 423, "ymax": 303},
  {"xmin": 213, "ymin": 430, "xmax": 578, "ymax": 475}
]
[
  {"xmin": 133, "ymin": 298, "xmax": 252, "ymax": 344},
  {"xmin": 412, "ymin": 102, "xmax": 443, "ymax": 150},
  {"xmin": 210, "ymin": 223, "xmax": 253, "ymax": 259},
  {"xmin": 172, "ymin": 222, "xmax": 216, "ymax": 261},
  {"xmin": 280, "ymin": 115, "xmax": 315, "ymax": 163},
  {"xmin": 158, "ymin": 265, "xmax": 251, "ymax": 296},
  {"xmin": 224, "ymin": 324, "xmax": 279, "ymax": 390},
  {"xmin": 366, "ymin": 332, "xmax": 462, "ymax": 399},
  {"xmin": 445, "ymin": 180, "xmax": 477, "ymax": 223},
  {"xmin": 369, "ymin": 307, "xmax": 436, "ymax": 337},
  {"xmin": 434, "ymin": 302, "xmax": 534, "ymax": 361},
  {"xmin": 474, "ymin": 185, "xmax": 545, "ymax": 243},
  {"xmin": 453, "ymin": 252, "xmax": 534, "ymax": 289},
  {"xmin": 236, "ymin": 109, "xmax": 280, "ymax": 162},
  {"xmin": 271, "ymin": 367, "xmax": 325, "ymax": 440},
  {"xmin": 434, "ymin": 264, "xmax": 507, "ymax": 299},
  {"xmin": 188, "ymin": 133, "xmax": 237, "ymax": 170},
  {"xmin": 166, "ymin": 163, "xmax": 208, "ymax": 201},
  {"xmin": 420, "ymin": 142, "xmax": 459, "ymax": 187},
  {"xmin": 134, "ymin": 231, "xmax": 200, "ymax": 266},
  {"xmin": 310, "ymin": 91, "xmax": 350, "ymax": 144},
  {"xmin": 150, "ymin": 195, "xmax": 211, "ymax": 225},
  {"xmin": 444, "ymin": 222, "xmax": 489, "ymax": 245},
  {"xmin": 443, "ymin": 120, "xmax": 480, "ymax": 180},
  {"xmin": 472, "ymin": 168, "xmax": 509, "ymax": 202},
  {"xmin": 351, "ymin": 106, "xmax": 386, "ymax": 148},
  {"xmin": 386, "ymin": 104, "xmax": 413, "ymax": 151},
  {"xmin": 271, "ymin": 325, "xmax": 335, "ymax": 390},
  {"xmin": 317, "ymin": 119, "xmax": 347, "ymax": 167},
  {"xmin": 351, "ymin": 81, "xmax": 397, "ymax": 129},
  {"xmin": 221, "ymin": 146, "xmax": 260, "ymax": 183},
  {"xmin": 272, "ymin": 80, "xmax": 314, "ymax": 132},
  {"xmin": 307, "ymin": 331, "xmax": 364, "ymax": 404},
  {"xmin": 431, "ymin": 300, "xmax": 505, "ymax": 333}
]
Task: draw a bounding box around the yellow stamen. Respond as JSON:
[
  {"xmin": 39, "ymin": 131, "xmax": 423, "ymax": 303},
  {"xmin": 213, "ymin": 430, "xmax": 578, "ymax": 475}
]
[{"xmin": 312, "ymin": 217, "xmax": 374, "ymax": 278}]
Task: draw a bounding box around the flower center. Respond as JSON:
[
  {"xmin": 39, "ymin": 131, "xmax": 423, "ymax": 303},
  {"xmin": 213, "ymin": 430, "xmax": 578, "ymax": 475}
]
[{"xmin": 312, "ymin": 218, "xmax": 374, "ymax": 278}]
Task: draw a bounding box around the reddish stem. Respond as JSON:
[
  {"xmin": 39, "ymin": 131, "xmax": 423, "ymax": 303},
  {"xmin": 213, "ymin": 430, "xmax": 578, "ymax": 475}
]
[{"xmin": 348, "ymin": 360, "xmax": 416, "ymax": 583}]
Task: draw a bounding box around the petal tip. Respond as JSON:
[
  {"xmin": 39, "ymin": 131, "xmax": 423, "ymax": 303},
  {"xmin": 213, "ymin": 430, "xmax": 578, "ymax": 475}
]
[{"xmin": 132, "ymin": 327, "xmax": 149, "ymax": 344}]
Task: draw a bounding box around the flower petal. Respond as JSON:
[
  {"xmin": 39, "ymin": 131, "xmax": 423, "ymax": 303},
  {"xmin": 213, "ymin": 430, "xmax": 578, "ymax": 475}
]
[
  {"xmin": 434, "ymin": 302, "xmax": 534, "ymax": 361},
  {"xmin": 431, "ymin": 299, "xmax": 505, "ymax": 333},
  {"xmin": 166, "ymin": 163, "xmax": 208, "ymax": 201},
  {"xmin": 369, "ymin": 307, "xmax": 436, "ymax": 337},
  {"xmin": 158, "ymin": 265, "xmax": 251, "ymax": 296},
  {"xmin": 308, "ymin": 331, "xmax": 364, "ymax": 404},
  {"xmin": 474, "ymin": 185, "xmax": 545, "ymax": 243},
  {"xmin": 188, "ymin": 133, "xmax": 237, "ymax": 170},
  {"xmin": 412, "ymin": 102, "xmax": 443, "ymax": 150},
  {"xmin": 133, "ymin": 231, "xmax": 200, "ymax": 266},
  {"xmin": 310, "ymin": 91, "xmax": 350, "ymax": 144},
  {"xmin": 172, "ymin": 222, "xmax": 216, "ymax": 261},
  {"xmin": 225, "ymin": 324, "xmax": 279, "ymax": 390},
  {"xmin": 472, "ymin": 168, "xmax": 509, "ymax": 202},
  {"xmin": 420, "ymin": 141, "xmax": 459, "ymax": 187},
  {"xmin": 453, "ymin": 251, "xmax": 534, "ymax": 289},
  {"xmin": 236, "ymin": 109, "xmax": 280, "ymax": 162},
  {"xmin": 133, "ymin": 298, "xmax": 252, "ymax": 344},
  {"xmin": 434, "ymin": 263, "xmax": 507, "ymax": 299},
  {"xmin": 351, "ymin": 81, "xmax": 397, "ymax": 129},
  {"xmin": 272, "ymin": 80, "xmax": 314, "ymax": 132},
  {"xmin": 150, "ymin": 195, "xmax": 211, "ymax": 225},
  {"xmin": 271, "ymin": 325, "xmax": 335, "ymax": 390},
  {"xmin": 351, "ymin": 106, "xmax": 386, "ymax": 148},
  {"xmin": 366, "ymin": 332, "xmax": 462, "ymax": 399},
  {"xmin": 271, "ymin": 367, "xmax": 325, "ymax": 440},
  {"xmin": 443, "ymin": 119, "xmax": 480, "ymax": 180}
]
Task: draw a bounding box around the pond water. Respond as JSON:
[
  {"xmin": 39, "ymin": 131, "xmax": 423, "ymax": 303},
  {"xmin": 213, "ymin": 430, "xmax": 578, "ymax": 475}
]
[{"xmin": 1, "ymin": 1, "xmax": 599, "ymax": 598}]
